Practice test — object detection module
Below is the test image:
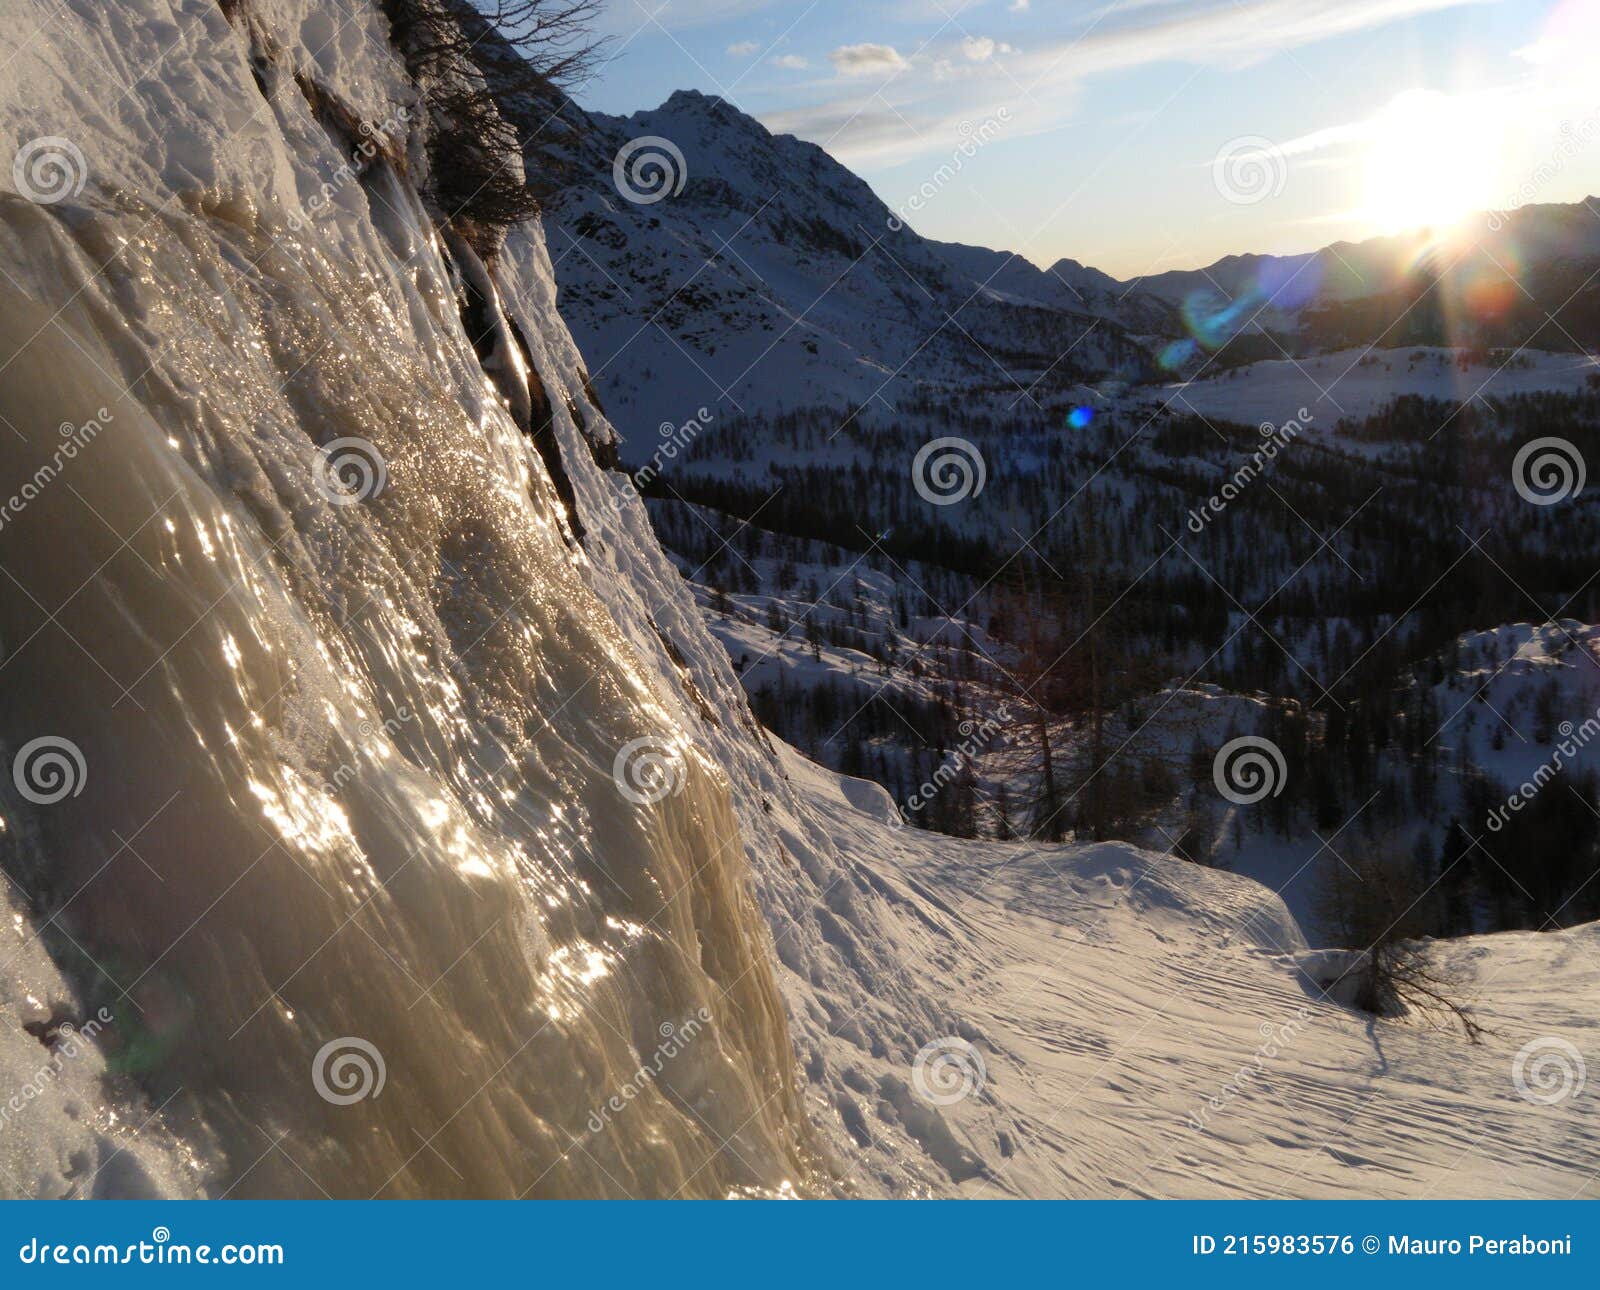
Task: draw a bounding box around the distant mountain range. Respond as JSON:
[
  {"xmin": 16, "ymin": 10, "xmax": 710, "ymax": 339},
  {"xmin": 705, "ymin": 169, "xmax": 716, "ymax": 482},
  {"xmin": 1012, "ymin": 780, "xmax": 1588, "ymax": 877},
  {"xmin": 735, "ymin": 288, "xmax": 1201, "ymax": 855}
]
[
  {"xmin": 546, "ymin": 89, "xmax": 1600, "ymax": 443},
  {"xmin": 1135, "ymin": 198, "xmax": 1600, "ymax": 308},
  {"xmin": 1133, "ymin": 199, "xmax": 1600, "ymax": 367}
]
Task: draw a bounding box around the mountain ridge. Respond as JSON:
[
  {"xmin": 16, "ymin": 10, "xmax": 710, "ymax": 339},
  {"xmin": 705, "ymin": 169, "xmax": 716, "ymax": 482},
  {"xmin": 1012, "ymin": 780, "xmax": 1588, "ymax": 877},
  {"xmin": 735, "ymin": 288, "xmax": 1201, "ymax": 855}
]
[
  {"xmin": 551, "ymin": 88, "xmax": 1600, "ymax": 435},
  {"xmin": 545, "ymin": 88, "xmax": 1158, "ymax": 442}
]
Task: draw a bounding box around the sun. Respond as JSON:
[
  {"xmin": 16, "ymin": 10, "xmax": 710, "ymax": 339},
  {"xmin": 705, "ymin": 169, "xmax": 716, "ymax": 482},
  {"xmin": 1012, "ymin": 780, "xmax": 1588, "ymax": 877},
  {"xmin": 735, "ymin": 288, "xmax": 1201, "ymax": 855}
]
[{"xmin": 1360, "ymin": 90, "xmax": 1503, "ymax": 236}]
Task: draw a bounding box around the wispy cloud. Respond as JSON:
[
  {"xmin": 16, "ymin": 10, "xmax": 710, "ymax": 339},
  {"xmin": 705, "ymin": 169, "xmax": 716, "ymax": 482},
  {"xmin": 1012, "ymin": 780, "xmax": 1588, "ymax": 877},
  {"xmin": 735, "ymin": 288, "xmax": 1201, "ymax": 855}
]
[
  {"xmin": 768, "ymin": 0, "xmax": 1492, "ymax": 166},
  {"xmin": 830, "ymin": 42, "xmax": 911, "ymax": 77},
  {"xmin": 606, "ymin": 0, "xmax": 778, "ymax": 34}
]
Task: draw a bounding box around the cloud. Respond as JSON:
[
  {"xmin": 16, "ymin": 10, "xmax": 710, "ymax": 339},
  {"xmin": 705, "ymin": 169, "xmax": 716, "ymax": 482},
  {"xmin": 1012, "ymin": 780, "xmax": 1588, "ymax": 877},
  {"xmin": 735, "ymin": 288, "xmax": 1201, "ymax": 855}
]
[
  {"xmin": 774, "ymin": 0, "xmax": 1493, "ymax": 167},
  {"xmin": 829, "ymin": 43, "xmax": 910, "ymax": 77},
  {"xmin": 1008, "ymin": 0, "xmax": 1029, "ymax": 10},
  {"xmin": 727, "ymin": 40, "xmax": 760, "ymax": 56},
  {"xmin": 598, "ymin": 0, "xmax": 780, "ymax": 36},
  {"xmin": 760, "ymin": 104, "xmax": 925, "ymax": 158},
  {"xmin": 960, "ymin": 36, "xmax": 1016, "ymax": 62},
  {"xmin": 771, "ymin": 54, "xmax": 810, "ymax": 70}
]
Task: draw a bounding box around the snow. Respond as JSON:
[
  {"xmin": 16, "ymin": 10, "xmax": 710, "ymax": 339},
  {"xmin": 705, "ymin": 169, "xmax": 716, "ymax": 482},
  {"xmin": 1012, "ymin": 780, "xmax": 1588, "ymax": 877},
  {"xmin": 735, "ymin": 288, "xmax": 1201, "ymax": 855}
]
[
  {"xmin": 0, "ymin": 0, "xmax": 1594, "ymax": 1202},
  {"xmin": 543, "ymin": 90, "xmax": 1150, "ymax": 447},
  {"xmin": 0, "ymin": 881, "xmax": 203, "ymax": 1197},
  {"xmin": 790, "ymin": 742, "xmax": 1600, "ymax": 1197},
  {"xmin": 1429, "ymin": 622, "xmax": 1600, "ymax": 790},
  {"xmin": 1157, "ymin": 347, "xmax": 1600, "ymax": 430}
]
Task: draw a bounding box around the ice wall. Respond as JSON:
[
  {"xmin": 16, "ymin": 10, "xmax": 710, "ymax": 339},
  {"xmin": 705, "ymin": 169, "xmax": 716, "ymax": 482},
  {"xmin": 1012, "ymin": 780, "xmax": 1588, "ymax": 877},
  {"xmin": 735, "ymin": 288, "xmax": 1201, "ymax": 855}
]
[{"xmin": 0, "ymin": 0, "xmax": 819, "ymax": 1197}]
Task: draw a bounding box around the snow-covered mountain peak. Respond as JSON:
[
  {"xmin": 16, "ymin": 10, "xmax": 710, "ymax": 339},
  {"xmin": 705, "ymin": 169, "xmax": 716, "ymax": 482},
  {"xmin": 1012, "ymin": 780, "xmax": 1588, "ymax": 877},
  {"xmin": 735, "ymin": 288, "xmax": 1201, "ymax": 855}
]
[{"xmin": 547, "ymin": 91, "xmax": 1158, "ymax": 444}]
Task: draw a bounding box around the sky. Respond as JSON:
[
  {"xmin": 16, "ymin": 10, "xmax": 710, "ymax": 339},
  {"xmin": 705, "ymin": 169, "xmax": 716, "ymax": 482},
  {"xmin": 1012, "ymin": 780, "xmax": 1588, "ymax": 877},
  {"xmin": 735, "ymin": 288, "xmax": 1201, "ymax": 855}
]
[{"xmin": 575, "ymin": 0, "xmax": 1600, "ymax": 278}]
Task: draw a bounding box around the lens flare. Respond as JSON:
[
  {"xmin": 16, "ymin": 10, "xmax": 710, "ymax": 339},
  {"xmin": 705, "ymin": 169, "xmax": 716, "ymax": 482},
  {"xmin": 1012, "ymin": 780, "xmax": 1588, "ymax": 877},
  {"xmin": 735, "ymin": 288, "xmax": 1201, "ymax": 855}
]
[{"xmin": 1159, "ymin": 338, "xmax": 1199, "ymax": 372}]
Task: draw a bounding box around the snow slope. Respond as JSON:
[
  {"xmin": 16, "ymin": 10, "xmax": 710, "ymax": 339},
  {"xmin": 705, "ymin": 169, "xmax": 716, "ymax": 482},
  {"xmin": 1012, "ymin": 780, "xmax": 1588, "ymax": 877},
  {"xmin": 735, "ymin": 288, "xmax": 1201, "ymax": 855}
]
[
  {"xmin": 0, "ymin": 0, "xmax": 1594, "ymax": 1201},
  {"xmin": 792, "ymin": 745, "xmax": 1600, "ymax": 1198},
  {"xmin": 1160, "ymin": 347, "xmax": 1600, "ymax": 429},
  {"xmin": 1431, "ymin": 623, "xmax": 1600, "ymax": 791}
]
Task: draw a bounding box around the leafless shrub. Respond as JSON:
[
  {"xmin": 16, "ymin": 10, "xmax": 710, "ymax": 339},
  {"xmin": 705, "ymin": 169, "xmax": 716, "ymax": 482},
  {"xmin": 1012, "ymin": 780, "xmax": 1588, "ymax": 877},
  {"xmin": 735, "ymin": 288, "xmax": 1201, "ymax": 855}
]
[
  {"xmin": 1314, "ymin": 845, "xmax": 1484, "ymax": 1042},
  {"xmin": 379, "ymin": 0, "xmax": 604, "ymax": 252}
]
